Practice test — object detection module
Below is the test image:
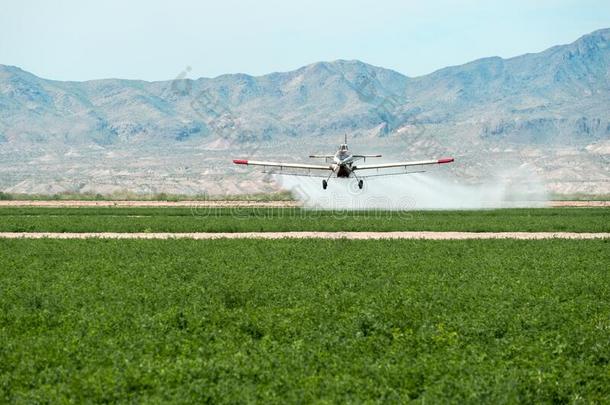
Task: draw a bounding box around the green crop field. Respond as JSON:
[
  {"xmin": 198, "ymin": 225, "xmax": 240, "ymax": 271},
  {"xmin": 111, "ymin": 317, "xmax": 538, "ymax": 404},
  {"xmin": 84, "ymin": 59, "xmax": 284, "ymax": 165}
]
[
  {"xmin": 0, "ymin": 207, "xmax": 608, "ymax": 233},
  {"xmin": 1, "ymin": 238, "xmax": 609, "ymax": 403}
]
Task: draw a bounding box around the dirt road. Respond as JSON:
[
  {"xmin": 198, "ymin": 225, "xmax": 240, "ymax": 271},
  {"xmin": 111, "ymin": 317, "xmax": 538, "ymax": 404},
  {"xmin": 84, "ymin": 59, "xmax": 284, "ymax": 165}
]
[
  {"xmin": 0, "ymin": 200, "xmax": 301, "ymax": 208},
  {"xmin": 0, "ymin": 200, "xmax": 607, "ymax": 208}
]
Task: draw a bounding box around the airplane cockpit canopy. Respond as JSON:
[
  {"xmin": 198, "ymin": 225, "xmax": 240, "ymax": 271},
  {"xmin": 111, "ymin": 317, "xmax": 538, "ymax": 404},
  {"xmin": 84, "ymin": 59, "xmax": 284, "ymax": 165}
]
[{"xmin": 336, "ymin": 144, "xmax": 350, "ymax": 159}]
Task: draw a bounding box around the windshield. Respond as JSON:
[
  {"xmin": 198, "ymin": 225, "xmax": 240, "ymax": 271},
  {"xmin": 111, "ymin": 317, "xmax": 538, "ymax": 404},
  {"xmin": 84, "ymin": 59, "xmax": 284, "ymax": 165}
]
[{"xmin": 336, "ymin": 144, "xmax": 349, "ymax": 159}]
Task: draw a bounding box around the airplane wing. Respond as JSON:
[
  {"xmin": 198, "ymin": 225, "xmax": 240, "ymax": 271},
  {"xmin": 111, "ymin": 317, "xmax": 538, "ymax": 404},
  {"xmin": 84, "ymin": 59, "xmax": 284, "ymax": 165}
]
[
  {"xmin": 233, "ymin": 159, "xmax": 332, "ymax": 171},
  {"xmin": 354, "ymin": 157, "xmax": 454, "ymax": 171},
  {"xmin": 352, "ymin": 154, "xmax": 383, "ymax": 158}
]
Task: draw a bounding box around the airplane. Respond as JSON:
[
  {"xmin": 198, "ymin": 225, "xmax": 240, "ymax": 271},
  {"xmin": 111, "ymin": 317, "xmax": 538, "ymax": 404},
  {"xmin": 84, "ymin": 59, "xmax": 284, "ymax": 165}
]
[{"xmin": 233, "ymin": 135, "xmax": 454, "ymax": 190}]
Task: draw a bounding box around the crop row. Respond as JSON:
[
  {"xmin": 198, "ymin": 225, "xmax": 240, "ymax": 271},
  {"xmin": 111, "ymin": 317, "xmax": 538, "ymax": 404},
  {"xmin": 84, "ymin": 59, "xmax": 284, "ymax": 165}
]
[{"xmin": 0, "ymin": 207, "xmax": 608, "ymax": 232}]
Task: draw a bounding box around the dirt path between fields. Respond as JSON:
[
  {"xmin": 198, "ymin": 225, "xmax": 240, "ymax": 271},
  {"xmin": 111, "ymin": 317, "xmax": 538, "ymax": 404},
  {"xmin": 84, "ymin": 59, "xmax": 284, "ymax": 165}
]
[
  {"xmin": 0, "ymin": 232, "xmax": 608, "ymax": 240},
  {"xmin": 0, "ymin": 200, "xmax": 301, "ymax": 208},
  {"xmin": 549, "ymin": 201, "xmax": 610, "ymax": 207},
  {"xmin": 0, "ymin": 200, "xmax": 607, "ymax": 208}
]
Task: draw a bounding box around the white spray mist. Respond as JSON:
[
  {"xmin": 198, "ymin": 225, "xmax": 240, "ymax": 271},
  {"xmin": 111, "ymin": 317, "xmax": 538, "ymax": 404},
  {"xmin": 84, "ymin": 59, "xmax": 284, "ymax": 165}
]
[{"xmin": 276, "ymin": 165, "xmax": 548, "ymax": 210}]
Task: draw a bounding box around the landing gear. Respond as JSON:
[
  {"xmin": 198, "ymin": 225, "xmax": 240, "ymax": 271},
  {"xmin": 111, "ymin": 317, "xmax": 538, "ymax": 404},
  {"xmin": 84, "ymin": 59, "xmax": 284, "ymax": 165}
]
[
  {"xmin": 322, "ymin": 180, "xmax": 328, "ymax": 190},
  {"xmin": 358, "ymin": 179, "xmax": 364, "ymax": 189}
]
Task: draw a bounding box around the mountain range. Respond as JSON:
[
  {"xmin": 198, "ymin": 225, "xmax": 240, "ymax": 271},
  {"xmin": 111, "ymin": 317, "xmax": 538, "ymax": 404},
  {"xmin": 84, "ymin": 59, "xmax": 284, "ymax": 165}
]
[{"xmin": 0, "ymin": 28, "xmax": 608, "ymax": 196}]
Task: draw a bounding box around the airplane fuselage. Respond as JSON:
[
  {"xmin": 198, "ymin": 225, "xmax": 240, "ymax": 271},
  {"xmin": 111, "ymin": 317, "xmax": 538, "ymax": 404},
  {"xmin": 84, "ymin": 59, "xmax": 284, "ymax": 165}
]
[{"xmin": 332, "ymin": 147, "xmax": 355, "ymax": 178}]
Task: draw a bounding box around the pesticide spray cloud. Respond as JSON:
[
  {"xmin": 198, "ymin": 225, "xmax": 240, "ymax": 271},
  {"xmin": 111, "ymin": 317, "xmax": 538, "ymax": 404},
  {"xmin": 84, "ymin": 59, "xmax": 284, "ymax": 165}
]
[{"xmin": 277, "ymin": 165, "xmax": 548, "ymax": 210}]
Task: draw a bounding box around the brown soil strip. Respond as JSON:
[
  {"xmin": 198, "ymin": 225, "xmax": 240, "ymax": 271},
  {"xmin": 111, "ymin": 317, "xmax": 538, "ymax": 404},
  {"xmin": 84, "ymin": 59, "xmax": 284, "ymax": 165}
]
[
  {"xmin": 0, "ymin": 200, "xmax": 300, "ymax": 208},
  {"xmin": 0, "ymin": 200, "xmax": 607, "ymax": 208},
  {"xmin": 549, "ymin": 201, "xmax": 610, "ymax": 207}
]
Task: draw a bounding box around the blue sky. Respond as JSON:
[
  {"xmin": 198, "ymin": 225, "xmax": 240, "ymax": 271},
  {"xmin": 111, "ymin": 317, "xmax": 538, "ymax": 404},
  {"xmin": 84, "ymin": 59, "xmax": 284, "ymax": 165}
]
[{"xmin": 1, "ymin": 0, "xmax": 609, "ymax": 81}]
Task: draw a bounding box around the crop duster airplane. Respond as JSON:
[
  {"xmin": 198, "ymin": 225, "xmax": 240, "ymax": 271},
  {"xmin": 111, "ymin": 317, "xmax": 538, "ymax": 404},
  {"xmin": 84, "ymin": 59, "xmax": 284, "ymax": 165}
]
[{"xmin": 233, "ymin": 136, "xmax": 454, "ymax": 190}]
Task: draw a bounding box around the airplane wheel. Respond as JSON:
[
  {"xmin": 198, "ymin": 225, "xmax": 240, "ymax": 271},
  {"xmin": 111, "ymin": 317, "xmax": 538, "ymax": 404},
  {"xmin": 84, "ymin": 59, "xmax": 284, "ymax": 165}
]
[
  {"xmin": 322, "ymin": 180, "xmax": 328, "ymax": 190},
  {"xmin": 358, "ymin": 179, "xmax": 364, "ymax": 189}
]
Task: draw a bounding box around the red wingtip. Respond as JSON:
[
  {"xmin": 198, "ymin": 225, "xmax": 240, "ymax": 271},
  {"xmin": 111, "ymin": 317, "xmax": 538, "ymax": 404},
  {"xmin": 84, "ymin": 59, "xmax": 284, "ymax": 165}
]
[
  {"xmin": 437, "ymin": 157, "xmax": 454, "ymax": 164},
  {"xmin": 233, "ymin": 159, "xmax": 248, "ymax": 165}
]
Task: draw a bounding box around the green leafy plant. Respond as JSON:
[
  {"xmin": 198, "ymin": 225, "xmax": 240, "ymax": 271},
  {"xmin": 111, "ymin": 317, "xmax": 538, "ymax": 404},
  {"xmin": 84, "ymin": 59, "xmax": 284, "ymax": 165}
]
[{"xmin": 0, "ymin": 239, "xmax": 608, "ymax": 402}]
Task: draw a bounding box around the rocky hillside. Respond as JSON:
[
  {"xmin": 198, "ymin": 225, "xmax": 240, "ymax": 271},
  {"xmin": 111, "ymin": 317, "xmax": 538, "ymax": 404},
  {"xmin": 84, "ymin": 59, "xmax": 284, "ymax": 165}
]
[{"xmin": 0, "ymin": 28, "xmax": 608, "ymax": 196}]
